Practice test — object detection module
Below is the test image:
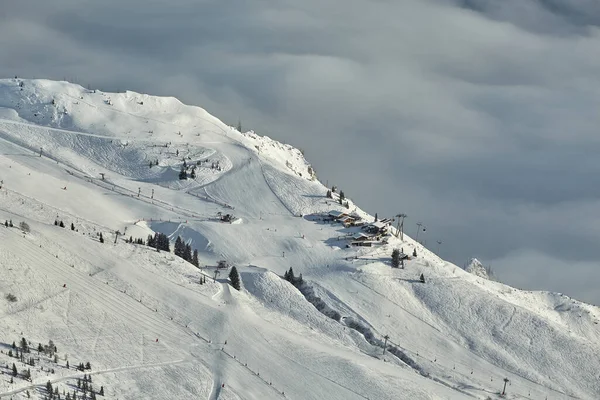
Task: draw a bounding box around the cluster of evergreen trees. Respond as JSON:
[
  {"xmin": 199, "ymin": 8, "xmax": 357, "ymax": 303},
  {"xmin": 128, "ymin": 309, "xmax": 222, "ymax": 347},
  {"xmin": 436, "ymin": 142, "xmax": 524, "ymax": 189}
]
[
  {"xmin": 126, "ymin": 237, "xmax": 145, "ymax": 245},
  {"xmin": 4, "ymin": 219, "xmax": 13, "ymax": 227},
  {"xmin": 178, "ymin": 159, "xmax": 198, "ymax": 180},
  {"xmin": 126, "ymin": 233, "xmax": 203, "ymax": 270},
  {"xmin": 54, "ymin": 219, "xmax": 77, "ymax": 231},
  {"xmin": 283, "ymin": 267, "xmax": 303, "ymax": 287},
  {"xmin": 146, "ymin": 232, "xmax": 170, "ymax": 251},
  {"xmin": 76, "ymin": 362, "xmax": 92, "ymax": 371},
  {"xmin": 325, "ymin": 187, "xmax": 349, "ymax": 208},
  {"xmin": 174, "ymin": 236, "xmax": 199, "ymax": 267}
]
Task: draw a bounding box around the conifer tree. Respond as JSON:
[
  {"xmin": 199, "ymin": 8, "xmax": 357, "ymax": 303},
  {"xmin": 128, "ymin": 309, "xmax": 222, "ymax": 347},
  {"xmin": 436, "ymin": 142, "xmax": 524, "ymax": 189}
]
[
  {"xmin": 12, "ymin": 341, "xmax": 16, "ymax": 349},
  {"xmin": 59, "ymin": 220, "xmax": 65, "ymax": 228},
  {"xmin": 174, "ymin": 236, "xmax": 183, "ymax": 257},
  {"xmin": 184, "ymin": 243, "xmax": 192, "ymax": 262},
  {"xmin": 99, "ymin": 233, "xmax": 104, "ymax": 243},
  {"xmin": 420, "ymin": 273, "xmax": 425, "ymax": 283},
  {"xmin": 54, "ymin": 220, "xmax": 58, "ymax": 226},
  {"xmin": 71, "ymin": 222, "xmax": 75, "ymax": 231},
  {"xmin": 99, "ymin": 386, "xmax": 104, "ymax": 396},
  {"xmin": 178, "ymin": 166, "xmax": 187, "ymax": 180},
  {"xmin": 12, "ymin": 363, "xmax": 17, "ymax": 376},
  {"xmin": 229, "ymin": 266, "xmax": 241, "ymax": 290},
  {"xmin": 391, "ymin": 249, "xmax": 400, "ymax": 268},
  {"xmin": 192, "ymin": 249, "xmax": 199, "ymax": 267},
  {"xmin": 413, "ymin": 248, "xmax": 417, "ymax": 257},
  {"xmin": 326, "ymin": 189, "xmax": 332, "ymax": 198},
  {"xmin": 374, "ymin": 213, "xmax": 378, "ymax": 222},
  {"xmin": 339, "ymin": 191, "xmax": 345, "ymax": 201},
  {"xmin": 9, "ymin": 220, "xmax": 13, "ymax": 227},
  {"xmin": 5, "ymin": 220, "xmax": 8, "ymax": 227},
  {"xmin": 21, "ymin": 337, "xmax": 28, "ymax": 352}
]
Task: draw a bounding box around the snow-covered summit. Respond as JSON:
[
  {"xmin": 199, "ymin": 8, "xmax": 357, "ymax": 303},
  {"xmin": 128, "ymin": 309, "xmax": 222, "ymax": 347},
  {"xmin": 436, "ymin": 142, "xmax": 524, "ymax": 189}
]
[
  {"xmin": 465, "ymin": 258, "xmax": 490, "ymax": 280},
  {"xmin": 0, "ymin": 78, "xmax": 598, "ymax": 400}
]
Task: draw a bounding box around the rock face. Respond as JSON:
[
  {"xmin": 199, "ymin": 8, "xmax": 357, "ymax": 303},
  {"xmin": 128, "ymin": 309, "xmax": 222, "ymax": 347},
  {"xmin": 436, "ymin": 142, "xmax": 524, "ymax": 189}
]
[{"xmin": 465, "ymin": 258, "xmax": 489, "ymax": 280}]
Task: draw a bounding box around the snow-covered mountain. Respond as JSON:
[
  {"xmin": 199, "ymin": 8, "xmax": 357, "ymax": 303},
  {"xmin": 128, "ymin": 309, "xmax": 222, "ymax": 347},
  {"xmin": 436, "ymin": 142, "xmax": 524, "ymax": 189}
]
[
  {"xmin": 0, "ymin": 78, "xmax": 598, "ymax": 400},
  {"xmin": 465, "ymin": 258, "xmax": 490, "ymax": 280}
]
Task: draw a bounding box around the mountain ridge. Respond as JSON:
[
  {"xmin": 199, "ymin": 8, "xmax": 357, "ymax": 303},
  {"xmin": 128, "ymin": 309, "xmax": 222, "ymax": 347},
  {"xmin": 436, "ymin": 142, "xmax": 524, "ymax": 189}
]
[{"xmin": 0, "ymin": 78, "xmax": 598, "ymax": 400}]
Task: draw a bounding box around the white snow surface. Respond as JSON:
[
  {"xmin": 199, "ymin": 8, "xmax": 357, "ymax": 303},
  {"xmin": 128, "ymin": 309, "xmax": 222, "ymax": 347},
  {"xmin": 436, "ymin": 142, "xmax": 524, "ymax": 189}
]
[{"xmin": 0, "ymin": 78, "xmax": 598, "ymax": 399}]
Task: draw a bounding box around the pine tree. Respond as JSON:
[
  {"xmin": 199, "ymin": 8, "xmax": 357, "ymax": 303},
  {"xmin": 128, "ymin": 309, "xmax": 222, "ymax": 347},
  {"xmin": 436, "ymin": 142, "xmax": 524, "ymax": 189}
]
[
  {"xmin": 391, "ymin": 249, "xmax": 400, "ymax": 268},
  {"xmin": 71, "ymin": 222, "xmax": 75, "ymax": 231},
  {"xmin": 9, "ymin": 220, "xmax": 13, "ymax": 227},
  {"xmin": 374, "ymin": 213, "xmax": 378, "ymax": 222},
  {"xmin": 54, "ymin": 220, "xmax": 58, "ymax": 226},
  {"xmin": 326, "ymin": 190, "xmax": 332, "ymax": 198},
  {"xmin": 8, "ymin": 350, "xmax": 12, "ymax": 357},
  {"xmin": 38, "ymin": 343, "xmax": 43, "ymax": 353},
  {"xmin": 21, "ymin": 337, "xmax": 28, "ymax": 352},
  {"xmin": 99, "ymin": 233, "xmax": 104, "ymax": 243},
  {"xmin": 413, "ymin": 248, "xmax": 417, "ymax": 257},
  {"xmin": 86, "ymin": 361, "xmax": 91, "ymax": 370},
  {"xmin": 192, "ymin": 249, "xmax": 199, "ymax": 267},
  {"xmin": 229, "ymin": 266, "xmax": 241, "ymax": 290},
  {"xmin": 190, "ymin": 167, "xmax": 196, "ymax": 179},
  {"xmin": 178, "ymin": 166, "xmax": 187, "ymax": 180},
  {"xmin": 99, "ymin": 386, "xmax": 104, "ymax": 396},
  {"xmin": 5, "ymin": 220, "xmax": 8, "ymax": 227},
  {"xmin": 420, "ymin": 273, "xmax": 425, "ymax": 283},
  {"xmin": 66, "ymin": 360, "xmax": 69, "ymax": 369},
  {"xmin": 184, "ymin": 244, "xmax": 192, "ymax": 262},
  {"xmin": 12, "ymin": 341, "xmax": 16, "ymax": 349},
  {"xmin": 339, "ymin": 191, "xmax": 345, "ymax": 201},
  {"xmin": 59, "ymin": 220, "xmax": 65, "ymax": 228},
  {"xmin": 174, "ymin": 236, "xmax": 183, "ymax": 257},
  {"xmin": 12, "ymin": 363, "xmax": 17, "ymax": 377}
]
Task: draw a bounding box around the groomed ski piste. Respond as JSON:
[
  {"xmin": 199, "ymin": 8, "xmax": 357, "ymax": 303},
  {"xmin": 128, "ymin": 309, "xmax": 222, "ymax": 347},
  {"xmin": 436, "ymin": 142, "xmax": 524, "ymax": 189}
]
[{"xmin": 0, "ymin": 78, "xmax": 598, "ymax": 399}]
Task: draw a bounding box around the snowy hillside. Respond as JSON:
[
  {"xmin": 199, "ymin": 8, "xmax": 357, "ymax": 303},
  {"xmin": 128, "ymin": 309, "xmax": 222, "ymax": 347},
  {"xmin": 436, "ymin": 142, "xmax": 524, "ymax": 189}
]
[{"xmin": 0, "ymin": 78, "xmax": 598, "ymax": 400}]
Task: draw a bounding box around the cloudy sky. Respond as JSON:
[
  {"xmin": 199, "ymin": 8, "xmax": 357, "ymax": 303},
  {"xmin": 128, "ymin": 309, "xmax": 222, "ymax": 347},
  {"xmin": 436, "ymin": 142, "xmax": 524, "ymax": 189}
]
[{"xmin": 2, "ymin": 0, "xmax": 600, "ymax": 304}]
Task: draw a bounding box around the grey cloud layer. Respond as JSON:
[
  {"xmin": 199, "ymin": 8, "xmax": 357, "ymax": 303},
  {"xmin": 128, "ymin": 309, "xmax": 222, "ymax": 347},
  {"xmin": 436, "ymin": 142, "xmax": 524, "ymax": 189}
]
[{"xmin": 2, "ymin": 0, "xmax": 600, "ymax": 304}]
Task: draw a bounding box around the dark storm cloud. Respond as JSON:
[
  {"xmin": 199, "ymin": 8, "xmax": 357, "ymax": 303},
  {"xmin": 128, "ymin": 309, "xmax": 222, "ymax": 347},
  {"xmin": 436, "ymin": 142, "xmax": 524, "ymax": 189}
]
[{"xmin": 2, "ymin": 0, "xmax": 600, "ymax": 304}]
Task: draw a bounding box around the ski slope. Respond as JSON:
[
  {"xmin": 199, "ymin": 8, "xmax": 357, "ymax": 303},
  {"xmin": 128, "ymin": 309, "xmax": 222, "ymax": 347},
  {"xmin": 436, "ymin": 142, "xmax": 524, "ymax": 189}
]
[{"xmin": 0, "ymin": 78, "xmax": 598, "ymax": 399}]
